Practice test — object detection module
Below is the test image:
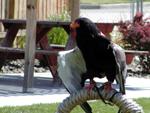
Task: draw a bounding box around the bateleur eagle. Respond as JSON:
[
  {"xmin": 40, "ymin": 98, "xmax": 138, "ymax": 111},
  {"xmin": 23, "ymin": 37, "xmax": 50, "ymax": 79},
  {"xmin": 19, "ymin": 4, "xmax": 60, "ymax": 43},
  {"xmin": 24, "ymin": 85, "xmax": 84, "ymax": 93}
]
[
  {"xmin": 57, "ymin": 18, "xmax": 127, "ymax": 113},
  {"xmin": 70, "ymin": 17, "xmax": 127, "ymax": 94}
]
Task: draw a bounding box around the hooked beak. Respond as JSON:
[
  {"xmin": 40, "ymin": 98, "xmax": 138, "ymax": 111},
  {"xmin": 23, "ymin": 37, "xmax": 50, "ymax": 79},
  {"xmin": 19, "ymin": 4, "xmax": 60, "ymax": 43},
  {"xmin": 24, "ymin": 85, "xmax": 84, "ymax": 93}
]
[
  {"xmin": 70, "ymin": 28, "xmax": 76, "ymax": 39},
  {"xmin": 70, "ymin": 21, "xmax": 80, "ymax": 39}
]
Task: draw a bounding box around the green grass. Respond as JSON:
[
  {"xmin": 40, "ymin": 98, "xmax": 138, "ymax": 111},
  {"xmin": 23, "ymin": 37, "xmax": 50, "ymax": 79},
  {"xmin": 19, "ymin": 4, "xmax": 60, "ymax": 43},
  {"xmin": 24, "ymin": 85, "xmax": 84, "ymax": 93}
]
[
  {"xmin": 80, "ymin": 0, "xmax": 150, "ymax": 4},
  {"xmin": 136, "ymin": 98, "xmax": 150, "ymax": 113},
  {"xmin": 0, "ymin": 98, "xmax": 150, "ymax": 113}
]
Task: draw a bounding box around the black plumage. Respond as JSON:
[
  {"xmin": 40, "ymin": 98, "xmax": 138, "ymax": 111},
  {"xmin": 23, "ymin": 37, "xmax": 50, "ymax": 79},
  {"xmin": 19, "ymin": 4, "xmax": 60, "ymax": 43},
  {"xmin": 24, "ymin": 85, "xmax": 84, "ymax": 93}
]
[{"xmin": 73, "ymin": 18, "xmax": 117, "ymax": 86}]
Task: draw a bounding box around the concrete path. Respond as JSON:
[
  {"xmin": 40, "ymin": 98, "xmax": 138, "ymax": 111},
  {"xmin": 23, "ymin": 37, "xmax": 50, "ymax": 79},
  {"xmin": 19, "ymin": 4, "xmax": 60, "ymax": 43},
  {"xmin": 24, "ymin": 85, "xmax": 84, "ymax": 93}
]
[
  {"xmin": 80, "ymin": 2, "xmax": 150, "ymax": 22},
  {"xmin": 0, "ymin": 72, "xmax": 150, "ymax": 107}
]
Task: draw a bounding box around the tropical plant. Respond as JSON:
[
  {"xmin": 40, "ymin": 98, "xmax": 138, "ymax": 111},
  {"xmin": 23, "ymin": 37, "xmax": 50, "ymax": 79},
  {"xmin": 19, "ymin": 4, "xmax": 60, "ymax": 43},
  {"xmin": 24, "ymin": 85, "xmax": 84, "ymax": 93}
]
[{"xmin": 13, "ymin": 36, "xmax": 25, "ymax": 48}]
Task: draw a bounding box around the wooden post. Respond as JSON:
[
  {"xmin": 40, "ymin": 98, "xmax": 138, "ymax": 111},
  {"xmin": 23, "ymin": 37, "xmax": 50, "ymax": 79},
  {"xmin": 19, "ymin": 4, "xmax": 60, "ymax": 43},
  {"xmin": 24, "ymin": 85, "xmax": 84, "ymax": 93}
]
[
  {"xmin": 1, "ymin": 0, "xmax": 5, "ymax": 19},
  {"xmin": 9, "ymin": 0, "xmax": 15, "ymax": 18},
  {"xmin": 70, "ymin": 0, "xmax": 80, "ymax": 21},
  {"xmin": 5, "ymin": 0, "xmax": 8, "ymax": 18},
  {"xmin": 23, "ymin": 0, "xmax": 37, "ymax": 93},
  {"xmin": 4, "ymin": 0, "xmax": 15, "ymax": 19}
]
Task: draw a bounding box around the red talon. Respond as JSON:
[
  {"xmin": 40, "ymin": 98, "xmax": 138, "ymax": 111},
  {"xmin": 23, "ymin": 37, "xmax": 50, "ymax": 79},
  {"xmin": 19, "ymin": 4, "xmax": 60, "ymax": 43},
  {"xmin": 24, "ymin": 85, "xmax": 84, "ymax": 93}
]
[
  {"xmin": 85, "ymin": 80, "xmax": 96, "ymax": 91},
  {"xmin": 103, "ymin": 82, "xmax": 112, "ymax": 92}
]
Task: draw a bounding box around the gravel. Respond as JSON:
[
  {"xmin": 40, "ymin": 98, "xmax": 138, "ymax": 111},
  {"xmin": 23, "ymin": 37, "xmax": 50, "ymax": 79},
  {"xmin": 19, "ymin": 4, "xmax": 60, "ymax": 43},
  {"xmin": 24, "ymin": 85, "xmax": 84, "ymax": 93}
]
[
  {"xmin": 0, "ymin": 58, "xmax": 149, "ymax": 79},
  {"xmin": 0, "ymin": 59, "xmax": 49, "ymax": 74}
]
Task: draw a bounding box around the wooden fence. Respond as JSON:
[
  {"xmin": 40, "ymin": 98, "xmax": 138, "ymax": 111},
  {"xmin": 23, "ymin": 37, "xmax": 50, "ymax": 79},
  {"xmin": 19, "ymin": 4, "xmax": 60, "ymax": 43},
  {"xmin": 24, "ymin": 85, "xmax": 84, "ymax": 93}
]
[
  {"xmin": 0, "ymin": 0, "xmax": 69, "ymax": 32},
  {"xmin": 0, "ymin": 0, "xmax": 69, "ymax": 20}
]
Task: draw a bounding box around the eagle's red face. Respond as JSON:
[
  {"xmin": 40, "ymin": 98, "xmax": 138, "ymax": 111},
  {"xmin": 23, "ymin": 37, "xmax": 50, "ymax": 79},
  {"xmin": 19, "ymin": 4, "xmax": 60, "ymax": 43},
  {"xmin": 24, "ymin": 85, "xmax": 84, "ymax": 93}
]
[{"xmin": 70, "ymin": 21, "xmax": 80, "ymax": 39}]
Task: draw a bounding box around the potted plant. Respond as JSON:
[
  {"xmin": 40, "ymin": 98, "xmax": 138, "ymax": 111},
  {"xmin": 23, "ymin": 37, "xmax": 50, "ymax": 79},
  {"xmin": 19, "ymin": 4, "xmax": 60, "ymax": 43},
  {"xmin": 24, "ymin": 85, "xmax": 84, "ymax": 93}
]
[
  {"xmin": 119, "ymin": 12, "xmax": 150, "ymax": 51},
  {"xmin": 118, "ymin": 12, "xmax": 150, "ymax": 74}
]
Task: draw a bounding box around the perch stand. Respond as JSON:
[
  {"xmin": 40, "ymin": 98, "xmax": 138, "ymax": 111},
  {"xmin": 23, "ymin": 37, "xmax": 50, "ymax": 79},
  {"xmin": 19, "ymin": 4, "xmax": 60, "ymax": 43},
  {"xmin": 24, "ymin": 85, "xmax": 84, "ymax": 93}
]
[{"xmin": 56, "ymin": 86, "xmax": 144, "ymax": 113}]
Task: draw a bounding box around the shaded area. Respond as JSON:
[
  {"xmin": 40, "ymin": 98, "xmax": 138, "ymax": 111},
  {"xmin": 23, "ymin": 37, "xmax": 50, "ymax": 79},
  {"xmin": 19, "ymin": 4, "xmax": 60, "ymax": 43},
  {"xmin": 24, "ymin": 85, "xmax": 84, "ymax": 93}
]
[
  {"xmin": 0, "ymin": 74, "xmax": 150, "ymax": 98},
  {"xmin": 0, "ymin": 74, "xmax": 67, "ymax": 97}
]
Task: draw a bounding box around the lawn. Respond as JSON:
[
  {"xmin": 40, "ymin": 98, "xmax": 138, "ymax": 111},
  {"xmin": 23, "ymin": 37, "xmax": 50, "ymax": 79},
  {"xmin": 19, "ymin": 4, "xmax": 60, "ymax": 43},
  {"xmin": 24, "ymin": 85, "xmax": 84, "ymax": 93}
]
[
  {"xmin": 0, "ymin": 98, "xmax": 149, "ymax": 113},
  {"xmin": 80, "ymin": 0, "xmax": 150, "ymax": 4}
]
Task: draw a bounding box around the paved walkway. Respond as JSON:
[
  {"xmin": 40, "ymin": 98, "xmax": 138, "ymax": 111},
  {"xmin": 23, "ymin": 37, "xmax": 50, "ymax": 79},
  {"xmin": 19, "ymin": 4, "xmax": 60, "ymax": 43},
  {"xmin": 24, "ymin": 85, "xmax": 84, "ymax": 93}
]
[
  {"xmin": 0, "ymin": 72, "xmax": 150, "ymax": 107},
  {"xmin": 80, "ymin": 2, "xmax": 150, "ymax": 23}
]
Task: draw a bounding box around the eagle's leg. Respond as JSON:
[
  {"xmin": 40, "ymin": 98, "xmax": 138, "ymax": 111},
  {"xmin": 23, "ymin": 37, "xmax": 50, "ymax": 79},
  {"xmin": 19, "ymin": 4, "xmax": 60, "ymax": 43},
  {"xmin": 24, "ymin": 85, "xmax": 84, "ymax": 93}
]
[
  {"xmin": 103, "ymin": 82, "xmax": 112, "ymax": 92},
  {"xmin": 85, "ymin": 79, "xmax": 96, "ymax": 91}
]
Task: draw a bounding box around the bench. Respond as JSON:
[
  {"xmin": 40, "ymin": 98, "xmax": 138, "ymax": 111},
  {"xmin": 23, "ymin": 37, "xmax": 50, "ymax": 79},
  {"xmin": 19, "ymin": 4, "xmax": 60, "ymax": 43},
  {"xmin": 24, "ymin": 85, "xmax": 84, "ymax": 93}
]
[{"xmin": 0, "ymin": 19, "xmax": 119, "ymax": 78}]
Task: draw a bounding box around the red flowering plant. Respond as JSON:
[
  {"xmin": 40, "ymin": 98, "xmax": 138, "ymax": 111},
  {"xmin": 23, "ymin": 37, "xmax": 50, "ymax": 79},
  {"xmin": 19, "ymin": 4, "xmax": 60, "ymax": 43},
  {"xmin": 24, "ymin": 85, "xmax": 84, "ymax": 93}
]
[
  {"xmin": 119, "ymin": 12, "xmax": 150, "ymax": 51},
  {"xmin": 119, "ymin": 12, "xmax": 150, "ymax": 74}
]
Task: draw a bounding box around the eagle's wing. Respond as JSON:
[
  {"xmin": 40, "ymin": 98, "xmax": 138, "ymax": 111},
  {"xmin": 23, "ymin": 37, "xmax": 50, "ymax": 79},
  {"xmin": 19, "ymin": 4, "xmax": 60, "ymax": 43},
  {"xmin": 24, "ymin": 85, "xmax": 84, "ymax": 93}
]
[
  {"xmin": 111, "ymin": 43, "xmax": 127, "ymax": 94},
  {"xmin": 57, "ymin": 47, "xmax": 92, "ymax": 113},
  {"xmin": 57, "ymin": 47, "xmax": 86, "ymax": 93}
]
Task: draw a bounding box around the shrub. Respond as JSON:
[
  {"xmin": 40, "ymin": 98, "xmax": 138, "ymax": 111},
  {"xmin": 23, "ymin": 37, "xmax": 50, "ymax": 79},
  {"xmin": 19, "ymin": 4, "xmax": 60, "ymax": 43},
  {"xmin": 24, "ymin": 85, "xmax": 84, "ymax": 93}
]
[
  {"xmin": 47, "ymin": 11, "xmax": 71, "ymax": 45},
  {"xmin": 47, "ymin": 27, "xmax": 68, "ymax": 45},
  {"xmin": 119, "ymin": 12, "xmax": 150, "ymax": 74},
  {"xmin": 119, "ymin": 12, "xmax": 150, "ymax": 51}
]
